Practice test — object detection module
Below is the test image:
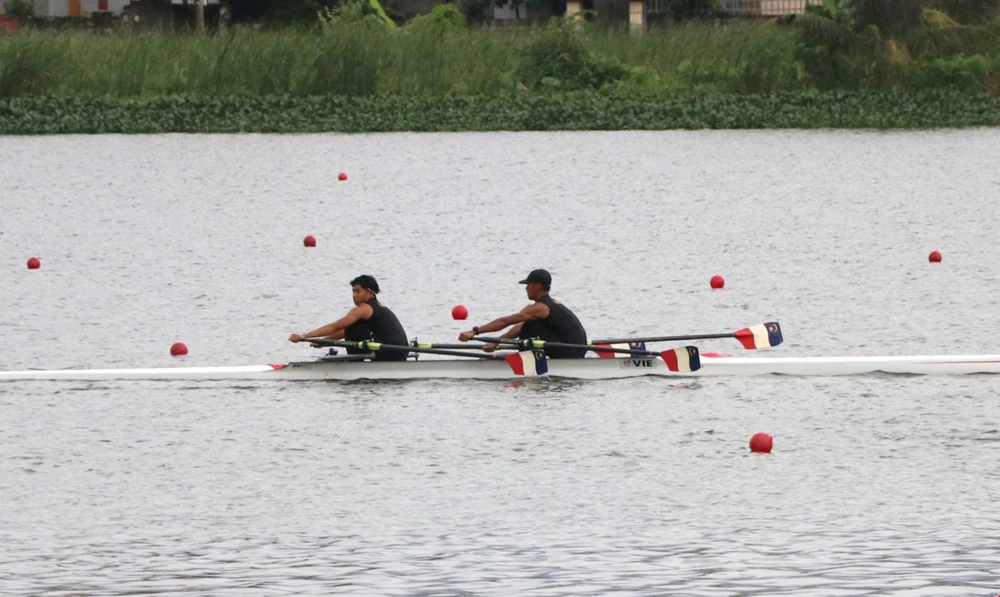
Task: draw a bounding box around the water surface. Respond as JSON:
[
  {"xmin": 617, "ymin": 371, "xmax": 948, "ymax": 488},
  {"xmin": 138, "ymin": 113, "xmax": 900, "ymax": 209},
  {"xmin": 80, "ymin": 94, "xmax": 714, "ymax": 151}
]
[{"xmin": 1, "ymin": 130, "xmax": 999, "ymax": 595}]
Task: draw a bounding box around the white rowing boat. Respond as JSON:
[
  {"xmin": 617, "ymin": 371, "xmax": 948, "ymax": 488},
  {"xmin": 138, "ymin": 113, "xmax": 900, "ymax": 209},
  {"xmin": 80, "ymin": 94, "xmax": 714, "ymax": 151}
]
[{"xmin": 2, "ymin": 353, "xmax": 999, "ymax": 381}]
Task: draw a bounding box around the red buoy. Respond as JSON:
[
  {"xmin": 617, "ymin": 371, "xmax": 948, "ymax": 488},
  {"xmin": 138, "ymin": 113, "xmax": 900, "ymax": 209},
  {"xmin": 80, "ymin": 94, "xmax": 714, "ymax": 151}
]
[
  {"xmin": 452, "ymin": 305, "xmax": 468, "ymax": 320},
  {"xmin": 26, "ymin": 257, "xmax": 40, "ymax": 270},
  {"xmin": 710, "ymin": 275, "xmax": 725, "ymax": 289},
  {"xmin": 303, "ymin": 235, "xmax": 316, "ymax": 247},
  {"xmin": 749, "ymin": 432, "xmax": 773, "ymax": 453},
  {"xmin": 338, "ymin": 173, "xmax": 348, "ymax": 181},
  {"xmin": 928, "ymin": 250, "xmax": 942, "ymax": 263},
  {"xmin": 170, "ymin": 342, "xmax": 189, "ymax": 357}
]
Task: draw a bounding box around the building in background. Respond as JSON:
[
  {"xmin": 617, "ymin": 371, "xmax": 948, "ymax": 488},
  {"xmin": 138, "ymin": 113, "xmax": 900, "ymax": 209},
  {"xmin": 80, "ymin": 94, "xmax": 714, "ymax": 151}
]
[
  {"xmin": 2, "ymin": 0, "xmax": 824, "ymax": 26},
  {"xmin": 31, "ymin": 0, "xmax": 129, "ymax": 16}
]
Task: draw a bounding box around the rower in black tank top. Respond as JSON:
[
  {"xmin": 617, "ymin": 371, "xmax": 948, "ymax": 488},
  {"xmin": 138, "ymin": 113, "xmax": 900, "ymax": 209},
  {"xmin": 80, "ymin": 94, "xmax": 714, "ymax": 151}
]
[
  {"xmin": 519, "ymin": 295, "xmax": 588, "ymax": 359},
  {"xmin": 290, "ymin": 275, "xmax": 412, "ymax": 362},
  {"xmin": 345, "ymin": 298, "xmax": 408, "ymax": 362},
  {"xmin": 456, "ymin": 269, "xmax": 589, "ymax": 360}
]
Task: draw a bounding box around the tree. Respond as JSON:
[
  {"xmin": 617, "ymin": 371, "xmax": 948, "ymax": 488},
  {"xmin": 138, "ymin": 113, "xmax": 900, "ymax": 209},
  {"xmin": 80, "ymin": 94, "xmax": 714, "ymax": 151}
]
[{"xmin": 3, "ymin": 0, "xmax": 33, "ymax": 20}]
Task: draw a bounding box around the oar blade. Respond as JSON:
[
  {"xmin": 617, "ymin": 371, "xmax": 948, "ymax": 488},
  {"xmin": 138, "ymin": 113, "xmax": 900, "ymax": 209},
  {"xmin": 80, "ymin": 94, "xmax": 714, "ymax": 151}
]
[
  {"xmin": 505, "ymin": 350, "xmax": 549, "ymax": 377},
  {"xmin": 660, "ymin": 346, "xmax": 701, "ymax": 372},
  {"xmin": 733, "ymin": 322, "xmax": 783, "ymax": 349},
  {"xmin": 592, "ymin": 341, "xmax": 647, "ymax": 359}
]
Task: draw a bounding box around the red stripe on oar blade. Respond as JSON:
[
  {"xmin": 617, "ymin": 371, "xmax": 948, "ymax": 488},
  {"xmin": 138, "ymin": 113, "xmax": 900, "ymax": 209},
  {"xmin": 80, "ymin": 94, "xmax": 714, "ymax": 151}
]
[
  {"xmin": 268, "ymin": 364, "xmax": 286, "ymax": 370},
  {"xmin": 505, "ymin": 352, "xmax": 526, "ymax": 376},
  {"xmin": 592, "ymin": 343, "xmax": 616, "ymax": 359},
  {"xmin": 660, "ymin": 346, "xmax": 701, "ymax": 372},
  {"xmin": 734, "ymin": 328, "xmax": 756, "ymax": 349},
  {"xmin": 662, "ymin": 350, "xmax": 679, "ymax": 371}
]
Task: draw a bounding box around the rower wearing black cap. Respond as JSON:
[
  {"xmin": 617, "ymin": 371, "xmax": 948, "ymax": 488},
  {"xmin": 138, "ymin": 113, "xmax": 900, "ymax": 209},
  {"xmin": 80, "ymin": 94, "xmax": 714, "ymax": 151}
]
[
  {"xmin": 289, "ymin": 274, "xmax": 409, "ymax": 362},
  {"xmin": 458, "ymin": 269, "xmax": 588, "ymax": 359}
]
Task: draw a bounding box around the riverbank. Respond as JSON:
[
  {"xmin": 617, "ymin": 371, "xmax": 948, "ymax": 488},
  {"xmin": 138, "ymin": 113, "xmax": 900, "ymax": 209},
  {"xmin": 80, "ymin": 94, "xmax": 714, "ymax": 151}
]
[
  {"xmin": 1, "ymin": 20, "xmax": 999, "ymax": 132},
  {"xmin": 2, "ymin": 91, "xmax": 999, "ymax": 133}
]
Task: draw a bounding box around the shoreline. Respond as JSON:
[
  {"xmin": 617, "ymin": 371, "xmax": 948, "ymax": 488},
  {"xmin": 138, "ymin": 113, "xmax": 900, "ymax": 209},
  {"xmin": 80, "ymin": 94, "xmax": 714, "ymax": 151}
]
[{"xmin": 2, "ymin": 91, "xmax": 1000, "ymax": 134}]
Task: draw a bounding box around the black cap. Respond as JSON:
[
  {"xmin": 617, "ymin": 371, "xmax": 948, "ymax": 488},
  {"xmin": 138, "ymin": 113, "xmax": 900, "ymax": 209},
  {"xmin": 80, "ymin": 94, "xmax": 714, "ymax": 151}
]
[
  {"xmin": 350, "ymin": 274, "xmax": 380, "ymax": 294},
  {"xmin": 518, "ymin": 269, "xmax": 552, "ymax": 288}
]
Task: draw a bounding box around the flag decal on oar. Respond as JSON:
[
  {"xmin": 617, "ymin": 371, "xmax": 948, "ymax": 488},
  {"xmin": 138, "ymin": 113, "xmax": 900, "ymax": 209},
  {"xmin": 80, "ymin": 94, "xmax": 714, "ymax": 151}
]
[
  {"xmin": 734, "ymin": 322, "xmax": 783, "ymax": 349},
  {"xmin": 505, "ymin": 350, "xmax": 549, "ymax": 376},
  {"xmin": 660, "ymin": 346, "xmax": 701, "ymax": 372},
  {"xmin": 592, "ymin": 341, "xmax": 647, "ymax": 359}
]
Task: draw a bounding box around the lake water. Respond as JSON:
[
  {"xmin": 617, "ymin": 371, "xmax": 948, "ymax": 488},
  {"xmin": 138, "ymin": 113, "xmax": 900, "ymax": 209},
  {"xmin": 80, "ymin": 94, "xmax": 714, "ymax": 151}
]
[{"xmin": 1, "ymin": 130, "xmax": 999, "ymax": 595}]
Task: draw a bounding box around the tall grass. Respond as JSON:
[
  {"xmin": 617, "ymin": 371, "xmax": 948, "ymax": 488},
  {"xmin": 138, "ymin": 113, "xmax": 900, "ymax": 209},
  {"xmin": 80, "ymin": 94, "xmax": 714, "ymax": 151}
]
[
  {"xmin": 0, "ymin": 20, "xmax": 997, "ymax": 99},
  {"xmin": 587, "ymin": 21, "xmax": 802, "ymax": 91},
  {"xmin": 0, "ymin": 23, "xmax": 801, "ymax": 97}
]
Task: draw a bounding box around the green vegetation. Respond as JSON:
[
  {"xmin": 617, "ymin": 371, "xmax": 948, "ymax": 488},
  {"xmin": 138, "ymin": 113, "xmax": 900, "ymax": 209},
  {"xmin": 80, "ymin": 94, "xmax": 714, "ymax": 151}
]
[
  {"xmin": 2, "ymin": 91, "xmax": 998, "ymax": 133},
  {"xmin": 3, "ymin": 0, "xmax": 33, "ymax": 20},
  {"xmin": 0, "ymin": 1, "xmax": 998, "ymax": 132},
  {"xmin": 2, "ymin": 15, "xmax": 998, "ymax": 97},
  {"xmin": 319, "ymin": 0, "xmax": 398, "ymax": 30}
]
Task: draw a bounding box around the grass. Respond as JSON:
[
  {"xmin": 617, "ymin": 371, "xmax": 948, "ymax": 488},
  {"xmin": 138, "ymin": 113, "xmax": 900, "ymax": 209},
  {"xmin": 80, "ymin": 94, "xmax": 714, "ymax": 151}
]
[
  {"xmin": 0, "ymin": 22, "xmax": 998, "ymax": 132},
  {"xmin": 0, "ymin": 23, "xmax": 806, "ymax": 97}
]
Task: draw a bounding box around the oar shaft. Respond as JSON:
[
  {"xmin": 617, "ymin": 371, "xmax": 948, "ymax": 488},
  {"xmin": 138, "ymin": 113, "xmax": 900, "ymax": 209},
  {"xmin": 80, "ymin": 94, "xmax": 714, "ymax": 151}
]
[
  {"xmin": 471, "ymin": 336, "xmax": 652, "ymax": 357},
  {"xmin": 594, "ymin": 322, "xmax": 782, "ymax": 349},
  {"xmin": 412, "ymin": 342, "xmax": 489, "ymax": 350},
  {"xmin": 472, "ymin": 336, "xmax": 702, "ymax": 372},
  {"xmin": 304, "ymin": 338, "xmax": 502, "ymax": 360},
  {"xmin": 591, "ymin": 332, "xmax": 734, "ymax": 344}
]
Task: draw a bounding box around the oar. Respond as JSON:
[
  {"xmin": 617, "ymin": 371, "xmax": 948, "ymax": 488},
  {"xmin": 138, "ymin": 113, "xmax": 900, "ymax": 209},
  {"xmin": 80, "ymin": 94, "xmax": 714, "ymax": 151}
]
[
  {"xmin": 411, "ymin": 341, "xmax": 490, "ymax": 350},
  {"xmin": 303, "ymin": 338, "xmax": 504, "ymax": 360},
  {"xmin": 591, "ymin": 322, "xmax": 783, "ymax": 350},
  {"xmin": 304, "ymin": 337, "xmax": 551, "ymax": 377},
  {"xmin": 418, "ymin": 340, "xmax": 647, "ymax": 362},
  {"xmin": 470, "ymin": 336, "xmax": 701, "ymax": 373},
  {"xmin": 409, "ymin": 340, "xmax": 551, "ymax": 377}
]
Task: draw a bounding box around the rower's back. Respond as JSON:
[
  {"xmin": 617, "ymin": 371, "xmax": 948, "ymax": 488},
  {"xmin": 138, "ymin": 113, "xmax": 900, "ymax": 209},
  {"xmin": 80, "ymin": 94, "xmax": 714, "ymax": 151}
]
[
  {"xmin": 365, "ymin": 298, "xmax": 408, "ymax": 347},
  {"xmin": 521, "ymin": 295, "xmax": 587, "ymax": 358},
  {"xmin": 344, "ymin": 298, "xmax": 409, "ymax": 362}
]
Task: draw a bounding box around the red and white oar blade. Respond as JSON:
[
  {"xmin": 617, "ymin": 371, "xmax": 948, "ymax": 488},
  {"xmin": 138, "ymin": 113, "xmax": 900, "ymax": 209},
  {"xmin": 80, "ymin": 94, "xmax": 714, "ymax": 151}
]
[
  {"xmin": 591, "ymin": 341, "xmax": 648, "ymax": 359},
  {"xmin": 505, "ymin": 350, "xmax": 549, "ymax": 376},
  {"xmin": 659, "ymin": 346, "xmax": 701, "ymax": 372},
  {"xmin": 733, "ymin": 322, "xmax": 783, "ymax": 349},
  {"xmin": 592, "ymin": 343, "xmax": 617, "ymax": 359}
]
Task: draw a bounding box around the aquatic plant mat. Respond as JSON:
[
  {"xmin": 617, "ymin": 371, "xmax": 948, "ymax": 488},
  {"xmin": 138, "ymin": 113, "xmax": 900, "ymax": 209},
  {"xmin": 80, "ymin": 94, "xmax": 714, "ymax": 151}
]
[{"xmin": 2, "ymin": 92, "xmax": 999, "ymax": 133}]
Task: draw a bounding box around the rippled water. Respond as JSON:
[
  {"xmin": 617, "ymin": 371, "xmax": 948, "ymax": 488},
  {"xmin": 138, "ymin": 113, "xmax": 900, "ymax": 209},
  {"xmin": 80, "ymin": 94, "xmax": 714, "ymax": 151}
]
[{"xmin": 2, "ymin": 130, "xmax": 1000, "ymax": 595}]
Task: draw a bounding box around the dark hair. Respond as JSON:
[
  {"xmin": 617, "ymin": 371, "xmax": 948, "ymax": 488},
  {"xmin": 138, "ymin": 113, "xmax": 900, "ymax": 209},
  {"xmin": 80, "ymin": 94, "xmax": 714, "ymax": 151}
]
[{"xmin": 350, "ymin": 275, "xmax": 380, "ymax": 294}]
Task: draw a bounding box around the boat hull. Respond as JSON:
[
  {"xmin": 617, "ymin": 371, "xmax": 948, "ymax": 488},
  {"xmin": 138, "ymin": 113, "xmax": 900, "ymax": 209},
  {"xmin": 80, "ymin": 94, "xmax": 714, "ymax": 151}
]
[{"xmin": 1, "ymin": 354, "xmax": 1000, "ymax": 381}]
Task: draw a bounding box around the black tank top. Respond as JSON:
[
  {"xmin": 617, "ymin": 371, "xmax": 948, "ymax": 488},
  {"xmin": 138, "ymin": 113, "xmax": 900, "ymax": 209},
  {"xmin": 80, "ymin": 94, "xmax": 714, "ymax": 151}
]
[
  {"xmin": 348, "ymin": 298, "xmax": 408, "ymax": 346},
  {"xmin": 536, "ymin": 295, "xmax": 587, "ymax": 345}
]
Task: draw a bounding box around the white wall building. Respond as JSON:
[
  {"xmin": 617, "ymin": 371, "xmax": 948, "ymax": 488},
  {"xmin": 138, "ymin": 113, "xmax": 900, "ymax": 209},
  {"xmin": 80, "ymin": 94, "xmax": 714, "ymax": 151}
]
[{"xmin": 28, "ymin": 0, "xmax": 133, "ymax": 17}]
